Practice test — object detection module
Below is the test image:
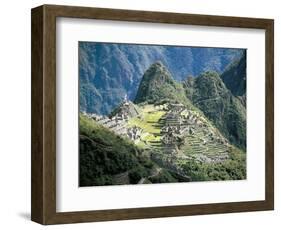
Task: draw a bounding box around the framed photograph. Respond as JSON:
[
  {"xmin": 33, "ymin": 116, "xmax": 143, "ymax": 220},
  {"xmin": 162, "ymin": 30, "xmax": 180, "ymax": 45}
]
[{"xmin": 31, "ymin": 4, "xmax": 274, "ymax": 225}]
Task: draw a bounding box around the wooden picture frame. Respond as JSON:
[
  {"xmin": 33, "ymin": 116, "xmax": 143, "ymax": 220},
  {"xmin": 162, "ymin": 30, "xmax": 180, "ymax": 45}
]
[{"xmin": 31, "ymin": 4, "xmax": 274, "ymax": 225}]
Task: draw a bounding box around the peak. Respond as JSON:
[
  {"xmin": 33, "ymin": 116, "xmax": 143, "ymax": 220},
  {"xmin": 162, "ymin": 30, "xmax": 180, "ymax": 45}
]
[
  {"xmin": 146, "ymin": 61, "xmax": 167, "ymax": 73},
  {"xmin": 194, "ymin": 71, "xmax": 228, "ymax": 97},
  {"xmin": 200, "ymin": 71, "xmax": 220, "ymax": 78},
  {"xmin": 183, "ymin": 75, "xmax": 195, "ymax": 88},
  {"xmin": 152, "ymin": 61, "xmax": 165, "ymax": 67},
  {"xmin": 142, "ymin": 61, "xmax": 172, "ymax": 82},
  {"xmin": 185, "ymin": 75, "xmax": 195, "ymax": 82},
  {"xmin": 197, "ymin": 71, "xmax": 223, "ymax": 84},
  {"xmin": 134, "ymin": 62, "xmax": 189, "ymax": 105}
]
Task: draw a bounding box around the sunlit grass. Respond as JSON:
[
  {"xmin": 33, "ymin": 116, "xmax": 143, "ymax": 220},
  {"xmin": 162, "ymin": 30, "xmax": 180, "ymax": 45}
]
[
  {"xmin": 127, "ymin": 104, "xmax": 166, "ymax": 145},
  {"xmin": 128, "ymin": 105, "xmax": 165, "ymax": 135}
]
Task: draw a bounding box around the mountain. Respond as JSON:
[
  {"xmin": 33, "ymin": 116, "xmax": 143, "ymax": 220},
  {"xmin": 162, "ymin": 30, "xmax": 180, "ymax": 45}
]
[
  {"xmin": 221, "ymin": 51, "xmax": 246, "ymax": 105},
  {"xmin": 79, "ymin": 114, "xmax": 177, "ymax": 186},
  {"xmin": 80, "ymin": 96, "xmax": 246, "ymax": 185},
  {"xmin": 183, "ymin": 71, "xmax": 246, "ymax": 150},
  {"xmin": 79, "ymin": 42, "xmax": 243, "ymax": 115},
  {"xmin": 134, "ymin": 61, "xmax": 190, "ymax": 106},
  {"xmin": 79, "ymin": 51, "xmax": 247, "ymax": 186}
]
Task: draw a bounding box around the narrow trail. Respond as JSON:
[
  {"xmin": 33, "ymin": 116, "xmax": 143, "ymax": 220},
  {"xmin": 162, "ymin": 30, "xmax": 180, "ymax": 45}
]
[
  {"xmin": 194, "ymin": 96, "xmax": 220, "ymax": 106},
  {"xmin": 138, "ymin": 167, "xmax": 162, "ymax": 184},
  {"xmin": 148, "ymin": 167, "xmax": 162, "ymax": 178}
]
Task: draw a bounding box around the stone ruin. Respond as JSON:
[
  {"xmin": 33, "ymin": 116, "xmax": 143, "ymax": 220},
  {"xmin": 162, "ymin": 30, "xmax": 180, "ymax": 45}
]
[
  {"xmin": 126, "ymin": 126, "xmax": 142, "ymax": 141},
  {"xmin": 86, "ymin": 100, "xmax": 230, "ymax": 163},
  {"xmin": 159, "ymin": 102, "xmax": 229, "ymax": 159},
  {"xmin": 86, "ymin": 99, "xmax": 142, "ymax": 143},
  {"xmin": 111, "ymin": 95, "xmax": 139, "ymax": 119}
]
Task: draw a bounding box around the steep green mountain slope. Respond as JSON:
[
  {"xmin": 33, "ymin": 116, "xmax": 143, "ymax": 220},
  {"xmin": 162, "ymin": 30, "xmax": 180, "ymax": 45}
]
[
  {"xmin": 134, "ymin": 62, "xmax": 190, "ymax": 106},
  {"xmin": 79, "ymin": 42, "xmax": 243, "ymax": 115},
  {"xmin": 79, "ymin": 114, "xmax": 177, "ymax": 186},
  {"xmin": 183, "ymin": 71, "xmax": 246, "ymax": 150},
  {"xmin": 221, "ymin": 51, "xmax": 246, "ymax": 105}
]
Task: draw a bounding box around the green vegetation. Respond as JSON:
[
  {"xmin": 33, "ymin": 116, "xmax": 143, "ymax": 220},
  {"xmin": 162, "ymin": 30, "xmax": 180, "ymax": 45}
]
[
  {"xmin": 149, "ymin": 170, "xmax": 178, "ymax": 183},
  {"xmin": 221, "ymin": 51, "xmax": 246, "ymax": 98},
  {"xmin": 79, "ymin": 114, "xmax": 177, "ymax": 186},
  {"xmin": 134, "ymin": 62, "xmax": 192, "ymax": 107},
  {"xmin": 128, "ymin": 108, "xmax": 165, "ymax": 134},
  {"xmin": 128, "ymin": 166, "xmax": 150, "ymax": 184},
  {"xmin": 126, "ymin": 104, "xmax": 167, "ymax": 148},
  {"xmin": 183, "ymin": 71, "xmax": 246, "ymax": 150},
  {"xmin": 128, "ymin": 102, "xmax": 246, "ymax": 181},
  {"xmin": 79, "ymin": 42, "xmax": 243, "ymax": 115},
  {"xmin": 79, "ymin": 59, "xmax": 247, "ymax": 186},
  {"xmin": 182, "ymin": 150, "xmax": 246, "ymax": 181},
  {"xmin": 80, "ymin": 114, "xmax": 152, "ymax": 186}
]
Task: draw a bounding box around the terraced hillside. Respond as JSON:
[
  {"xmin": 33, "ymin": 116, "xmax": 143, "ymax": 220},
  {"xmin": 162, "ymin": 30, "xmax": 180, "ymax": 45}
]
[
  {"xmin": 83, "ymin": 99, "xmax": 246, "ymax": 183},
  {"xmin": 127, "ymin": 104, "xmax": 166, "ymax": 148},
  {"xmin": 183, "ymin": 71, "xmax": 246, "ymax": 150},
  {"xmin": 126, "ymin": 103, "xmax": 230, "ymax": 162},
  {"xmin": 80, "ymin": 60, "xmax": 246, "ymax": 185},
  {"xmin": 79, "ymin": 114, "xmax": 179, "ymax": 186}
]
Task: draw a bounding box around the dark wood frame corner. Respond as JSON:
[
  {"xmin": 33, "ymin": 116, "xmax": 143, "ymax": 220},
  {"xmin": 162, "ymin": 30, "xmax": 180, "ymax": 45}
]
[{"xmin": 31, "ymin": 4, "xmax": 274, "ymax": 225}]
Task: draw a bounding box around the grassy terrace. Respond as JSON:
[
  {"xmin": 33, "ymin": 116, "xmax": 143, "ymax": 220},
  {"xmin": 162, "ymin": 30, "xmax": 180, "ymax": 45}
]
[
  {"xmin": 127, "ymin": 104, "xmax": 166, "ymax": 147},
  {"xmin": 80, "ymin": 102, "xmax": 246, "ymax": 183},
  {"xmin": 127, "ymin": 103, "xmax": 231, "ymax": 158}
]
